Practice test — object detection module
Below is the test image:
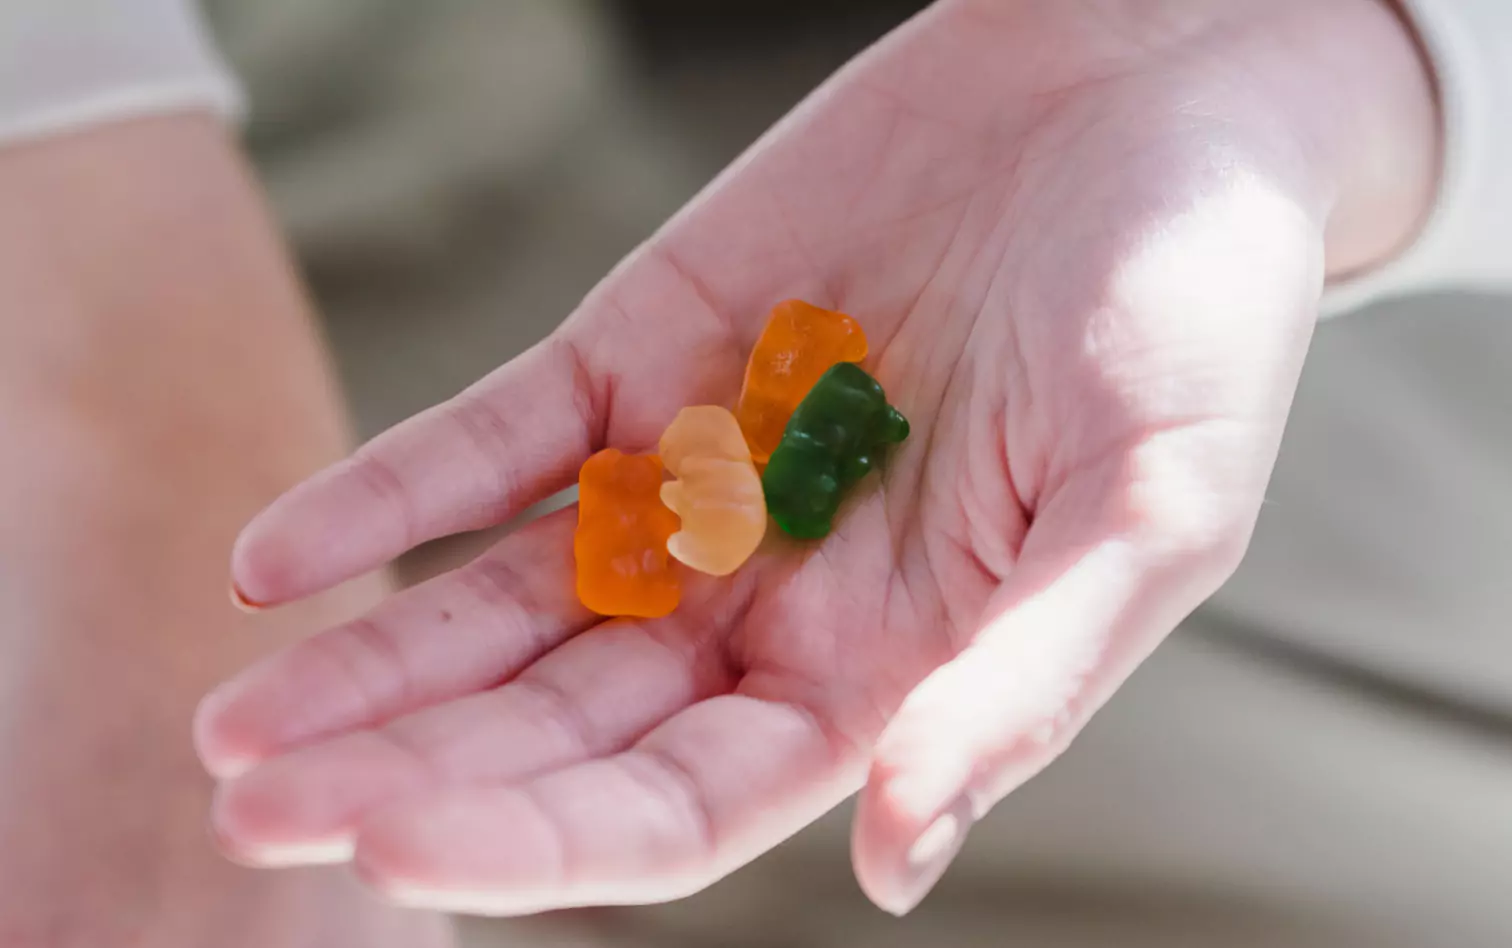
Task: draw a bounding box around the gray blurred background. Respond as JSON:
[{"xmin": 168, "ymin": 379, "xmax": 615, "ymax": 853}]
[
  {"xmin": 198, "ymin": 2, "xmax": 1512, "ymax": 946},
  {"xmin": 206, "ymin": 0, "xmax": 924, "ymax": 442}
]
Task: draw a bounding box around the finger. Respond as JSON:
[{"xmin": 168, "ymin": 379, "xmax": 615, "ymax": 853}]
[
  {"xmin": 853, "ymin": 447, "xmax": 1254, "ymax": 915},
  {"xmin": 197, "ymin": 509, "xmax": 592, "ymax": 779},
  {"xmin": 231, "ymin": 336, "xmax": 602, "ymax": 607},
  {"xmin": 210, "ymin": 611, "xmax": 735, "ymax": 867},
  {"xmin": 350, "ymin": 691, "xmax": 861, "ymax": 915}
]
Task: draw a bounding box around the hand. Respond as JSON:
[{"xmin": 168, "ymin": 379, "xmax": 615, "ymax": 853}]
[{"xmin": 197, "ymin": 0, "xmax": 1436, "ymax": 916}]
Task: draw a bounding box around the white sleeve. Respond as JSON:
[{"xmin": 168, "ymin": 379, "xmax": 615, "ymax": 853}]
[
  {"xmin": 0, "ymin": 1, "xmax": 243, "ymax": 147},
  {"xmin": 1322, "ymin": 0, "xmax": 1512, "ymax": 315}
]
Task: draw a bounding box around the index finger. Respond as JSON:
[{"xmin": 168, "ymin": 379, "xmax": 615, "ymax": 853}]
[
  {"xmin": 231, "ymin": 334, "xmax": 603, "ymax": 607},
  {"xmin": 229, "ymin": 182, "xmax": 826, "ymax": 609}
]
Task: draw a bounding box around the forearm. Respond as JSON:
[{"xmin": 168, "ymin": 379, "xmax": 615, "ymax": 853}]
[
  {"xmin": 0, "ymin": 112, "xmax": 446, "ymax": 944},
  {"xmin": 1299, "ymin": 0, "xmax": 1512, "ymax": 306},
  {"xmin": 0, "ymin": 113, "xmax": 369, "ymax": 637},
  {"xmin": 1281, "ymin": 0, "xmax": 1439, "ymax": 281},
  {"xmin": 0, "ymin": 106, "xmax": 360, "ymax": 813}
]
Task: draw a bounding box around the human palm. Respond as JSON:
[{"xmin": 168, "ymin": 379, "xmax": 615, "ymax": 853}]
[{"xmin": 198, "ymin": 0, "xmax": 1433, "ymax": 916}]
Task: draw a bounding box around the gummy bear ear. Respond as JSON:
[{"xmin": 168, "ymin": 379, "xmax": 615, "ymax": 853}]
[
  {"xmin": 880, "ymin": 406, "xmax": 911, "ymax": 444},
  {"xmin": 658, "ymin": 479, "xmax": 687, "ymax": 517}
]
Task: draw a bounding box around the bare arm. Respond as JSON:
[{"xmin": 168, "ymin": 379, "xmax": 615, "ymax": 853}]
[{"xmin": 0, "ymin": 113, "xmax": 450, "ymax": 947}]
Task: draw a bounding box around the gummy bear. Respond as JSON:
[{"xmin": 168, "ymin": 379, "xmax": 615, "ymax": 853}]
[
  {"xmin": 761, "ymin": 362, "xmax": 909, "ymax": 540},
  {"xmin": 574, "ymin": 448, "xmax": 681, "ymax": 618},
  {"xmin": 658, "ymin": 406, "xmax": 766, "ymax": 576},
  {"xmin": 735, "ymin": 300, "xmax": 868, "ymax": 464}
]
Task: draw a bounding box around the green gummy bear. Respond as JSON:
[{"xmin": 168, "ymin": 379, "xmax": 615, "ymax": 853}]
[{"xmin": 761, "ymin": 362, "xmax": 909, "ymax": 539}]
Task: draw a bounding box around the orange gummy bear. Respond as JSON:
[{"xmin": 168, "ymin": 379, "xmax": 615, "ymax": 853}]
[
  {"xmin": 574, "ymin": 449, "xmax": 681, "ymax": 618},
  {"xmin": 659, "ymin": 406, "xmax": 766, "ymax": 576},
  {"xmin": 735, "ymin": 300, "xmax": 868, "ymax": 463}
]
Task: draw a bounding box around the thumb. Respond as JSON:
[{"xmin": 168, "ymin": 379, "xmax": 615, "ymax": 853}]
[{"xmin": 852, "ymin": 452, "xmax": 1254, "ymax": 915}]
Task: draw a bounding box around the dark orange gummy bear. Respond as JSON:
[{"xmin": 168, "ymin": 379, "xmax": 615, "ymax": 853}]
[
  {"xmin": 735, "ymin": 300, "xmax": 868, "ymax": 463},
  {"xmin": 574, "ymin": 448, "xmax": 681, "ymax": 618}
]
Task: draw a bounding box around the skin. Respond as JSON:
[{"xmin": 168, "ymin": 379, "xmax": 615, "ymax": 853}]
[
  {"xmin": 0, "ymin": 116, "xmax": 453, "ymax": 945},
  {"xmin": 197, "ymin": 0, "xmax": 1438, "ymax": 919}
]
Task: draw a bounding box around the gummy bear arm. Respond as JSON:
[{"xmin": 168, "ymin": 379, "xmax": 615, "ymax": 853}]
[{"xmin": 658, "ymin": 480, "xmax": 686, "ymax": 517}]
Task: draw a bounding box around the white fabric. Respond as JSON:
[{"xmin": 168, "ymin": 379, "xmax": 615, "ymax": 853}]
[
  {"xmin": 0, "ymin": 1, "xmax": 242, "ymax": 145},
  {"xmin": 1322, "ymin": 0, "xmax": 1512, "ymax": 313}
]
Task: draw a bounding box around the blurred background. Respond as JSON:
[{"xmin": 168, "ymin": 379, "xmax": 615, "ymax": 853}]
[
  {"xmin": 204, "ymin": 0, "xmax": 925, "ymax": 445},
  {"xmin": 192, "ymin": 2, "xmax": 1512, "ymax": 946}
]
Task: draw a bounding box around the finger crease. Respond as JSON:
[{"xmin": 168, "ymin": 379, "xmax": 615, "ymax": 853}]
[
  {"xmin": 459, "ymin": 557, "xmax": 542, "ymax": 659},
  {"xmin": 376, "ymin": 723, "xmax": 445, "ymax": 786},
  {"xmin": 558, "ymin": 335, "xmax": 610, "ymax": 450},
  {"xmin": 513, "ymin": 675, "xmax": 598, "ymax": 758},
  {"xmin": 326, "ymin": 617, "xmax": 410, "ymax": 723},
  {"xmin": 348, "ymin": 453, "xmax": 418, "ymax": 552},
  {"xmin": 447, "ymin": 394, "xmax": 524, "ymax": 522},
  {"xmin": 625, "ymin": 746, "xmax": 717, "ymax": 865},
  {"xmin": 517, "ymin": 781, "xmax": 573, "ymax": 888}
]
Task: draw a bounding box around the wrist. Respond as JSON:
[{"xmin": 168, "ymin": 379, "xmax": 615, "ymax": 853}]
[
  {"xmin": 945, "ymin": 0, "xmax": 1440, "ymax": 283},
  {"xmin": 1248, "ymin": 0, "xmax": 1441, "ymax": 279}
]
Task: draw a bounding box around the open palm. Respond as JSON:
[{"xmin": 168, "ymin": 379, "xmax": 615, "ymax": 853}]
[{"xmin": 197, "ymin": 0, "xmax": 1432, "ymax": 916}]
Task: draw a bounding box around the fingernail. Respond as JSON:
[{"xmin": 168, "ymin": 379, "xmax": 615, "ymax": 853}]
[
  {"xmin": 219, "ymin": 835, "xmax": 355, "ymax": 868},
  {"xmin": 192, "ymin": 688, "xmax": 251, "ymax": 780},
  {"xmin": 229, "ymin": 581, "xmax": 265, "ymax": 613},
  {"xmin": 882, "ymin": 796, "xmax": 972, "ymax": 916}
]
